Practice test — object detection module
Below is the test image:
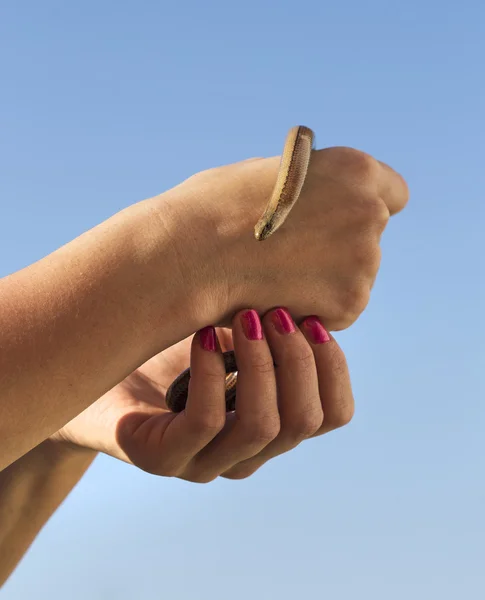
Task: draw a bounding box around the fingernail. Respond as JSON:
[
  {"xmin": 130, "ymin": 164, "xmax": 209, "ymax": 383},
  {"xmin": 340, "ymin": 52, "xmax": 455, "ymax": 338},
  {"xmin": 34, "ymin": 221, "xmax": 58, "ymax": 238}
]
[
  {"xmin": 303, "ymin": 316, "xmax": 331, "ymax": 344},
  {"xmin": 271, "ymin": 308, "xmax": 296, "ymax": 335},
  {"xmin": 199, "ymin": 326, "xmax": 217, "ymax": 351},
  {"xmin": 241, "ymin": 310, "xmax": 264, "ymax": 340}
]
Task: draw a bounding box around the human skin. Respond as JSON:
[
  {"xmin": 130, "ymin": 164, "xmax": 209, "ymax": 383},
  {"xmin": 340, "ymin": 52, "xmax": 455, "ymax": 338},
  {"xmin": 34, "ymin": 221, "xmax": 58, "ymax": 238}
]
[
  {"xmin": 0, "ymin": 145, "xmax": 408, "ymax": 470},
  {"xmin": 52, "ymin": 311, "xmax": 355, "ymax": 483},
  {"xmin": 0, "ymin": 310, "xmax": 352, "ymax": 586},
  {"xmin": 0, "ymin": 440, "xmax": 96, "ymax": 586}
]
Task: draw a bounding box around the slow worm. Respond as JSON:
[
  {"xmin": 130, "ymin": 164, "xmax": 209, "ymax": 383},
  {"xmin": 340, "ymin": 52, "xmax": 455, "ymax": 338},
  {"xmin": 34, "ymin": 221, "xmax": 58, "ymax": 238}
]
[{"xmin": 166, "ymin": 126, "xmax": 315, "ymax": 412}]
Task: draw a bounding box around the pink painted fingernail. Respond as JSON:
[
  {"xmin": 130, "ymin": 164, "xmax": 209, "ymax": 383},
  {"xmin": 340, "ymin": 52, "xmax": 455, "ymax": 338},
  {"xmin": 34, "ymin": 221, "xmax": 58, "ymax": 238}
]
[
  {"xmin": 241, "ymin": 310, "xmax": 264, "ymax": 340},
  {"xmin": 199, "ymin": 326, "xmax": 217, "ymax": 351},
  {"xmin": 303, "ymin": 316, "xmax": 331, "ymax": 344},
  {"xmin": 272, "ymin": 308, "xmax": 296, "ymax": 335}
]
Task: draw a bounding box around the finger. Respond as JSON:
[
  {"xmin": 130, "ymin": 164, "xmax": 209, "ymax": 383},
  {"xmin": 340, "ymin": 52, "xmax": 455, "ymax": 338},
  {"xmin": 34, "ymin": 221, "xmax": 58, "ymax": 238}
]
[
  {"xmin": 150, "ymin": 326, "xmax": 227, "ymax": 476},
  {"xmin": 222, "ymin": 307, "xmax": 323, "ymax": 480},
  {"xmin": 215, "ymin": 327, "xmax": 234, "ymax": 353},
  {"xmin": 377, "ymin": 160, "xmax": 409, "ymax": 216},
  {"xmin": 311, "ymin": 147, "xmax": 408, "ymax": 217},
  {"xmin": 300, "ymin": 316, "xmax": 354, "ymax": 435},
  {"xmin": 186, "ymin": 310, "xmax": 279, "ymax": 482}
]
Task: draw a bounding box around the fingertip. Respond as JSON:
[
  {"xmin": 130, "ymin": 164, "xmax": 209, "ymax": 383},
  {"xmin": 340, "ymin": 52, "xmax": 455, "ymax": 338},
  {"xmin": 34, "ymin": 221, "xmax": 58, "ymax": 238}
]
[
  {"xmin": 233, "ymin": 309, "xmax": 264, "ymax": 341},
  {"xmin": 264, "ymin": 307, "xmax": 298, "ymax": 336},
  {"xmin": 189, "ymin": 326, "xmax": 225, "ymax": 381},
  {"xmin": 301, "ymin": 316, "xmax": 332, "ymax": 345},
  {"xmin": 197, "ymin": 326, "xmax": 218, "ymax": 352}
]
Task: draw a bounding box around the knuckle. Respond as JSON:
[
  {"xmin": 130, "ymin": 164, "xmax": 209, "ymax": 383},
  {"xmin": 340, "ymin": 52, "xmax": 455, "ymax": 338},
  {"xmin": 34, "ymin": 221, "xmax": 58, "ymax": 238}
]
[
  {"xmin": 136, "ymin": 457, "xmax": 180, "ymax": 478},
  {"xmin": 347, "ymin": 194, "xmax": 389, "ymax": 232},
  {"xmin": 366, "ymin": 196, "xmax": 390, "ymax": 229},
  {"xmin": 186, "ymin": 410, "xmax": 226, "ymax": 435},
  {"xmin": 352, "ymin": 284, "xmax": 371, "ymax": 316},
  {"xmin": 186, "ymin": 472, "xmax": 218, "ymax": 484},
  {"xmin": 223, "ymin": 464, "xmax": 259, "ymax": 480},
  {"xmin": 352, "ymin": 239, "xmax": 382, "ymax": 275},
  {"xmin": 338, "ymin": 403, "xmax": 355, "ymax": 427},
  {"xmin": 350, "ymin": 148, "xmax": 378, "ymax": 173},
  {"xmin": 287, "ymin": 344, "xmax": 316, "ymax": 372},
  {"xmin": 330, "ymin": 147, "xmax": 379, "ymax": 184},
  {"xmin": 338, "ymin": 283, "xmax": 370, "ymax": 327},
  {"xmin": 367, "ymin": 245, "xmax": 382, "ymax": 276},
  {"xmin": 247, "ymin": 354, "xmax": 275, "ymax": 376},
  {"xmin": 326, "ymin": 401, "xmax": 355, "ymax": 429},
  {"xmin": 154, "ymin": 464, "xmax": 180, "ymax": 478},
  {"xmin": 241, "ymin": 414, "xmax": 281, "ymax": 446},
  {"xmin": 286, "ymin": 404, "xmax": 324, "ymax": 441}
]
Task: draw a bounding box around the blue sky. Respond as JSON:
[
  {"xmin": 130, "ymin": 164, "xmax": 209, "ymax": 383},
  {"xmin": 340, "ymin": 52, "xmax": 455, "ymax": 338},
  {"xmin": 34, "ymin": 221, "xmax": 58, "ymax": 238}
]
[{"xmin": 1, "ymin": 1, "xmax": 484, "ymax": 598}]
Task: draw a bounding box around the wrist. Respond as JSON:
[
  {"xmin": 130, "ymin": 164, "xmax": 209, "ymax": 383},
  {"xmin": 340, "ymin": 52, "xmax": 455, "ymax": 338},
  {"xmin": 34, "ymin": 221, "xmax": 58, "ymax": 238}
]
[
  {"xmin": 149, "ymin": 160, "xmax": 282, "ymax": 326},
  {"xmin": 140, "ymin": 191, "xmax": 229, "ymax": 339},
  {"xmin": 37, "ymin": 437, "xmax": 98, "ymax": 467},
  {"xmin": 0, "ymin": 439, "xmax": 96, "ymax": 587}
]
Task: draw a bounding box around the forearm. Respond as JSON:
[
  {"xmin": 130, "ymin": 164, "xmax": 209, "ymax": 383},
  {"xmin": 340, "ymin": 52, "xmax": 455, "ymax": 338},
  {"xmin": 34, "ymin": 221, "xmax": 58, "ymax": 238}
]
[
  {"xmin": 0, "ymin": 196, "xmax": 214, "ymax": 469},
  {"xmin": 0, "ymin": 440, "xmax": 96, "ymax": 586}
]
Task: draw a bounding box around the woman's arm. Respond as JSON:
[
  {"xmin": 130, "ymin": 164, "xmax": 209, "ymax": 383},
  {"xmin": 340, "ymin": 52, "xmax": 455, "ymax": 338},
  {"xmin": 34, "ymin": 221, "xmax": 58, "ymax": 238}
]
[
  {"xmin": 0, "ymin": 146, "xmax": 408, "ymax": 470},
  {"xmin": 0, "ymin": 441, "xmax": 96, "ymax": 586},
  {"xmin": 0, "ymin": 198, "xmax": 213, "ymax": 470}
]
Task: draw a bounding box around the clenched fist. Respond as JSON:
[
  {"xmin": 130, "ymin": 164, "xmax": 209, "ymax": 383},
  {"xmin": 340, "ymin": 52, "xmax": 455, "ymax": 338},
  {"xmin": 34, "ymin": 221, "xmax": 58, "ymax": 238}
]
[{"xmin": 155, "ymin": 145, "xmax": 408, "ymax": 331}]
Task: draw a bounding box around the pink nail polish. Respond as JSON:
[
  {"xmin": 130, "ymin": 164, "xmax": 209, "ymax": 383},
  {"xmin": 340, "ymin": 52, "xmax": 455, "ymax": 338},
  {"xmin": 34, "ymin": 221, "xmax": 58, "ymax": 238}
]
[
  {"xmin": 272, "ymin": 308, "xmax": 296, "ymax": 335},
  {"xmin": 303, "ymin": 316, "xmax": 331, "ymax": 344},
  {"xmin": 241, "ymin": 310, "xmax": 264, "ymax": 340},
  {"xmin": 199, "ymin": 326, "xmax": 217, "ymax": 351}
]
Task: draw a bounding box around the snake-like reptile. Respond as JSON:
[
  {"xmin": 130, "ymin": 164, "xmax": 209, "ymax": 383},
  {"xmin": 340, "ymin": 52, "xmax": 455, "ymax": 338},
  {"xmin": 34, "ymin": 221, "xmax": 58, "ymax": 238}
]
[{"xmin": 166, "ymin": 126, "xmax": 315, "ymax": 413}]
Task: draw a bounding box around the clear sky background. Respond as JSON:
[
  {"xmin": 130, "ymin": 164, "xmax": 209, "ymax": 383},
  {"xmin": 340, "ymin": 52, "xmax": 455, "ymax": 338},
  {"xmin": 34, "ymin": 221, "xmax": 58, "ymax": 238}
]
[{"xmin": 1, "ymin": 1, "xmax": 484, "ymax": 598}]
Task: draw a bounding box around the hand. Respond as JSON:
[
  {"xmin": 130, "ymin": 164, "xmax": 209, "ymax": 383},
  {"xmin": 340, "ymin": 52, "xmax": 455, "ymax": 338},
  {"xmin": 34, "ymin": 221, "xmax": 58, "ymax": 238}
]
[
  {"xmin": 52, "ymin": 308, "xmax": 353, "ymax": 482},
  {"xmin": 155, "ymin": 145, "xmax": 408, "ymax": 333}
]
